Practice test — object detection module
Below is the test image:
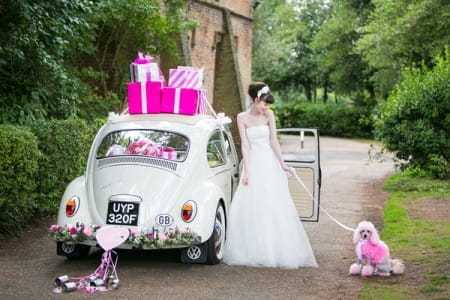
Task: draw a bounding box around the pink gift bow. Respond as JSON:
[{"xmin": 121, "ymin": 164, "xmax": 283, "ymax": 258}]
[
  {"xmin": 131, "ymin": 51, "xmax": 160, "ymax": 82},
  {"xmin": 133, "ymin": 51, "xmax": 153, "ymax": 64}
]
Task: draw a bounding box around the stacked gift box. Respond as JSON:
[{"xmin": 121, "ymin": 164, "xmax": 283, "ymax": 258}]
[{"xmin": 127, "ymin": 52, "xmax": 207, "ymax": 115}]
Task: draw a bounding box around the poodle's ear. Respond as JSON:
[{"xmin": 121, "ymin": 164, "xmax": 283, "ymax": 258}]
[
  {"xmin": 369, "ymin": 223, "xmax": 380, "ymax": 244},
  {"xmin": 353, "ymin": 224, "xmax": 361, "ymax": 244}
]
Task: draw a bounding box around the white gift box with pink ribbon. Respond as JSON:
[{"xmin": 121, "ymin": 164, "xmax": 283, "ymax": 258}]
[{"xmin": 130, "ymin": 52, "xmax": 164, "ymax": 82}]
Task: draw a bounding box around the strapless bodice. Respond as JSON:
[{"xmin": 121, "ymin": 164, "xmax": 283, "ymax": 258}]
[{"xmin": 246, "ymin": 125, "xmax": 270, "ymax": 149}]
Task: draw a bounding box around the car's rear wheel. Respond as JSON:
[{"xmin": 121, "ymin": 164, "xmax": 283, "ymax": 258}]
[
  {"xmin": 205, "ymin": 203, "xmax": 226, "ymax": 265},
  {"xmin": 57, "ymin": 242, "xmax": 90, "ymax": 259}
]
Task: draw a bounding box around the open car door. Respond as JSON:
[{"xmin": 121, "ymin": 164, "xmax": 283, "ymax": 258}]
[{"xmin": 277, "ymin": 128, "xmax": 321, "ymax": 222}]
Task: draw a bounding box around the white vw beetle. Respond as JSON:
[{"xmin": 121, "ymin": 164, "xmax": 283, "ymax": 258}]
[
  {"xmin": 51, "ymin": 112, "xmax": 322, "ymax": 265},
  {"xmin": 52, "ymin": 113, "xmax": 239, "ymax": 264}
]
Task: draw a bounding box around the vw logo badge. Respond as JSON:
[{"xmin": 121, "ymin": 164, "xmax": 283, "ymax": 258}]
[
  {"xmin": 61, "ymin": 243, "xmax": 75, "ymax": 254},
  {"xmin": 187, "ymin": 246, "xmax": 202, "ymax": 260}
]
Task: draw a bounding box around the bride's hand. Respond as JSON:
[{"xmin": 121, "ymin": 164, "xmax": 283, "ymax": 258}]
[
  {"xmin": 282, "ymin": 165, "xmax": 295, "ymax": 176},
  {"xmin": 242, "ymin": 174, "xmax": 249, "ymax": 186}
]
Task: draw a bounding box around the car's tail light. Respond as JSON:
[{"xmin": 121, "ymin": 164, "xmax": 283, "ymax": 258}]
[
  {"xmin": 181, "ymin": 201, "xmax": 197, "ymax": 222},
  {"xmin": 66, "ymin": 196, "xmax": 80, "ymax": 217}
]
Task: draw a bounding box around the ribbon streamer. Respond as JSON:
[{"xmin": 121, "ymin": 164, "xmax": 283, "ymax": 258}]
[
  {"xmin": 53, "ymin": 250, "xmax": 120, "ymax": 294},
  {"xmin": 52, "ymin": 226, "xmax": 128, "ymax": 294}
]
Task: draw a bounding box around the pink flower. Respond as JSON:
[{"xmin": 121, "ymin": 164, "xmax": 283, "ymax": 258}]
[
  {"xmin": 49, "ymin": 225, "xmax": 62, "ymax": 232},
  {"xmin": 132, "ymin": 230, "xmax": 141, "ymax": 237},
  {"xmin": 179, "ymin": 227, "xmax": 188, "ymax": 234},
  {"xmin": 158, "ymin": 233, "xmax": 167, "ymax": 241},
  {"xmin": 83, "ymin": 226, "xmax": 92, "ymax": 237},
  {"xmin": 69, "ymin": 225, "xmax": 77, "ymax": 235}
]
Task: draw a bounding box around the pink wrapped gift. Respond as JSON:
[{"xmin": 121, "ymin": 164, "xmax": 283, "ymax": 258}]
[
  {"xmin": 168, "ymin": 66, "xmax": 203, "ymax": 89},
  {"xmin": 197, "ymin": 89, "xmax": 208, "ymax": 114},
  {"xmin": 106, "ymin": 144, "xmax": 126, "ymax": 156},
  {"xmin": 130, "ymin": 51, "xmax": 164, "ymax": 82},
  {"xmin": 127, "ymin": 80, "xmax": 164, "ymax": 114},
  {"xmin": 127, "ymin": 139, "xmax": 163, "ymax": 157},
  {"xmin": 161, "ymin": 147, "xmax": 177, "ymax": 160},
  {"xmin": 161, "ymin": 87, "xmax": 207, "ymax": 115}
]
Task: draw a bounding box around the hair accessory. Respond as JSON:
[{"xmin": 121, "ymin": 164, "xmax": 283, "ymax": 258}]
[{"xmin": 257, "ymin": 86, "xmax": 270, "ymax": 99}]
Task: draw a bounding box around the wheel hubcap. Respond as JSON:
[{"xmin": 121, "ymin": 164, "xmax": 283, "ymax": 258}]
[
  {"xmin": 61, "ymin": 243, "xmax": 75, "ymax": 254},
  {"xmin": 214, "ymin": 206, "xmax": 226, "ymax": 259}
]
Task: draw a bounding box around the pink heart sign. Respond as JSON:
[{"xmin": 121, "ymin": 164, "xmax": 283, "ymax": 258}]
[{"xmin": 96, "ymin": 226, "xmax": 130, "ymax": 251}]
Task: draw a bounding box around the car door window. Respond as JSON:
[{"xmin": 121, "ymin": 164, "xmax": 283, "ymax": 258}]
[
  {"xmin": 223, "ymin": 133, "xmax": 232, "ymax": 157},
  {"xmin": 207, "ymin": 130, "xmax": 226, "ymax": 167}
]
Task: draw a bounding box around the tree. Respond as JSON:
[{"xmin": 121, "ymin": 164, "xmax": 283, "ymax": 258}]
[
  {"xmin": 0, "ymin": 0, "xmax": 94, "ymax": 124},
  {"xmin": 312, "ymin": 0, "xmax": 375, "ymax": 104},
  {"xmin": 0, "ymin": 0, "xmax": 193, "ymax": 124},
  {"xmin": 356, "ymin": 0, "xmax": 450, "ymax": 97},
  {"xmin": 252, "ymin": 0, "xmax": 329, "ymax": 102}
]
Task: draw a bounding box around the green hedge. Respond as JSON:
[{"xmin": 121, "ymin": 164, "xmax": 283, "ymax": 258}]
[
  {"xmin": 0, "ymin": 118, "xmax": 105, "ymax": 234},
  {"xmin": 273, "ymin": 102, "xmax": 374, "ymax": 138},
  {"xmin": 30, "ymin": 119, "xmax": 99, "ymax": 214},
  {"xmin": 375, "ymin": 52, "xmax": 449, "ymax": 179},
  {"xmin": 0, "ymin": 125, "xmax": 41, "ymax": 233}
]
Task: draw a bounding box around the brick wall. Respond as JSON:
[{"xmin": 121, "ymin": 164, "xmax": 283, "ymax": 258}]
[{"xmin": 182, "ymin": 0, "xmax": 254, "ymax": 147}]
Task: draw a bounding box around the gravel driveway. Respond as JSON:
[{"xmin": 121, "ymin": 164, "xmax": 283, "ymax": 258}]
[{"xmin": 0, "ymin": 137, "xmax": 395, "ymax": 299}]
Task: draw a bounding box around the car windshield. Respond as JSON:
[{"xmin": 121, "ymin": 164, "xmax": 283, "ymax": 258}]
[{"xmin": 97, "ymin": 129, "xmax": 189, "ymax": 162}]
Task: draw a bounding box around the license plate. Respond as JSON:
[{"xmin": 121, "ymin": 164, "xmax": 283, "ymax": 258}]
[{"xmin": 106, "ymin": 201, "xmax": 139, "ymax": 226}]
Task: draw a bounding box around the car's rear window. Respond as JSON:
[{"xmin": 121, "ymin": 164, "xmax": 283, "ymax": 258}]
[{"xmin": 96, "ymin": 129, "xmax": 189, "ymax": 162}]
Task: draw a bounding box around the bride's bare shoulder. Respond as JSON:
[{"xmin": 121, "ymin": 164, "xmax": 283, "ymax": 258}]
[{"xmin": 237, "ymin": 112, "xmax": 248, "ymax": 122}]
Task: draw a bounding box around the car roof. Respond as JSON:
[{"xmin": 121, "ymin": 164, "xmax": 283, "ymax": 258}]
[
  {"xmin": 109, "ymin": 113, "xmax": 217, "ymax": 125},
  {"xmin": 105, "ymin": 113, "xmax": 227, "ymax": 137}
]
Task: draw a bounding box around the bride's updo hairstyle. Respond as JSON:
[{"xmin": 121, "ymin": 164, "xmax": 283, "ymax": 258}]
[{"xmin": 248, "ymin": 82, "xmax": 274, "ymax": 104}]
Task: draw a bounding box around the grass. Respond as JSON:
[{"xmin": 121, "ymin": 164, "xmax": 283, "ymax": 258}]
[{"xmin": 360, "ymin": 171, "xmax": 450, "ymax": 300}]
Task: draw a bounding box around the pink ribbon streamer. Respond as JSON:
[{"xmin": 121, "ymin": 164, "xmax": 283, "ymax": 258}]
[{"xmin": 52, "ymin": 250, "xmax": 120, "ymax": 294}]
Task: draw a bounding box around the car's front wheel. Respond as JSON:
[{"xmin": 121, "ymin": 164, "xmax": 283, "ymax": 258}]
[
  {"xmin": 205, "ymin": 203, "xmax": 226, "ymax": 265},
  {"xmin": 57, "ymin": 242, "xmax": 90, "ymax": 259}
]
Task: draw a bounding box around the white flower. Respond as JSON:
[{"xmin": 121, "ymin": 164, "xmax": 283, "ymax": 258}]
[{"xmin": 108, "ymin": 112, "xmax": 120, "ymax": 122}]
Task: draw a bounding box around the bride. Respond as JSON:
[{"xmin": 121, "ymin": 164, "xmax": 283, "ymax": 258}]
[{"xmin": 222, "ymin": 82, "xmax": 317, "ymax": 268}]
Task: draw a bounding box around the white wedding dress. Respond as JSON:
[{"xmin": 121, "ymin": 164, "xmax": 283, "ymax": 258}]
[{"xmin": 222, "ymin": 125, "xmax": 317, "ymax": 268}]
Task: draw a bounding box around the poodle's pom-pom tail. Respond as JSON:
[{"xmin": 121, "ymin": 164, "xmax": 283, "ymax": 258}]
[
  {"xmin": 349, "ymin": 263, "xmax": 361, "ymax": 275},
  {"xmin": 391, "ymin": 259, "xmax": 405, "ymax": 275}
]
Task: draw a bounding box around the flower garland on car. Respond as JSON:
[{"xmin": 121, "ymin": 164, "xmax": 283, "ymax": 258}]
[{"xmin": 48, "ymin": 223, "xmax": 199, "ymax": 249}]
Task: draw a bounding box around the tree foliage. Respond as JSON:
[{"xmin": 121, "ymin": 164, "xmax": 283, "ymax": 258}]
[
  {"xmin": 253, "ymin": 0, "xmax": 449, "ymax": 104},
  {"xmin": 252, "ymin": 0, "xmax": 329, "ymax": 102},
  {"xmin": 312, "ymin": 0, "xmax": 375, "ymax": 103},
  {"xmin": 356, "ymin": 0, "xmax": 450, "ymax": 96},
  {"xmin": 0, "ymin": 0, "xmax": 94, "ymax": 124},
  {"xmin": 0, "ymin": 0, "xmax": 192, "ymax": 124}
]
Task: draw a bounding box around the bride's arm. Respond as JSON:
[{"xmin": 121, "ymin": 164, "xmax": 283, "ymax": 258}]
[
  {"xmin": 237, "ymin": 113, "xmax": 250, "ymax": 185},
  {"xmin": 267, "ymin": 110, "xmax": 291, "ymax": 173}
]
